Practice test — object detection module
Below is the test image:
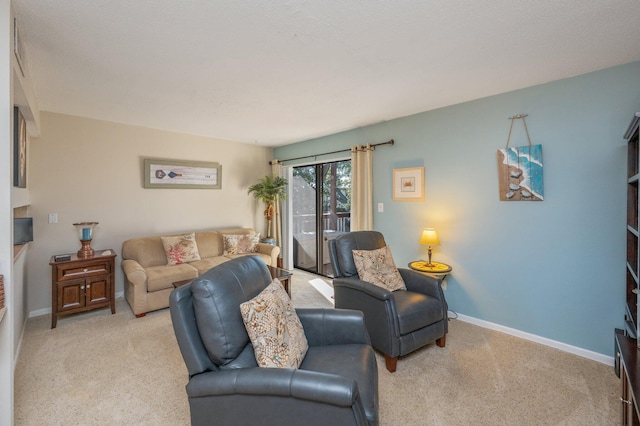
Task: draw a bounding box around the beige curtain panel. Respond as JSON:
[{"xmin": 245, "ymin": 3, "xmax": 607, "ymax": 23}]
[{"xmin": 350, "ymin": 144, "xmax": 374, "ymax": 231}]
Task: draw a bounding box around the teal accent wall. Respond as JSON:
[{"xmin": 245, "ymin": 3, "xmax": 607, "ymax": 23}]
[{"xmin": 275, "ymin": 61, "xmax": 640, "ymax": 356}]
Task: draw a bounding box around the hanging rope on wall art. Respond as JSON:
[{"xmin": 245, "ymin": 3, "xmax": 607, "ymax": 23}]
[
  {"xmin": 506, "ymin": 114, "xmax": 531, "ymax": 148},
  {"xmin": 497, "ymin": 114, "xmax": 544, "ymax": 201}
]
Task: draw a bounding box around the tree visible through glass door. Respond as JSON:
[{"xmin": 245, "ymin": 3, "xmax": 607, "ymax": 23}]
[{"xmin": 292, "ymin": 160, "xmax": 351, "ymax": 277}]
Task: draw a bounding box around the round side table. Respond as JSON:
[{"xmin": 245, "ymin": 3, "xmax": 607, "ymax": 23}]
[
  {"xmin": 408, "ymin": 261, "xmax": 452, "ymax": 289},
  {"xmin": 408, "ymin": 260, "xmax": 452, "ymax": 274}
]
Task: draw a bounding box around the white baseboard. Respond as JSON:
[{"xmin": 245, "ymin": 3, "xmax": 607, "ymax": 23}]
[
  {"xmin": 455, "ymin": 313, "xmax": 614, "ymax": 366},
  {"xmin": 29, "ymin": 291, "xmax": 125, "ymax": 318}
]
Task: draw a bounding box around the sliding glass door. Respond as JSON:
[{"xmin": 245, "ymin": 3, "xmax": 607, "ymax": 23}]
[{"xmin": 292, "ymin": 160, "xmax": 351, "ymax": 277}]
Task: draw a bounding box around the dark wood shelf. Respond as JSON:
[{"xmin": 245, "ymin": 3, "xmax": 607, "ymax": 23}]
[{"xmin": 621, "ymin": 112, "xmax": 640, "ymax": 424}]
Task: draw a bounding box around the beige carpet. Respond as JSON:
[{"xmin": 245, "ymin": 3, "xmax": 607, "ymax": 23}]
[{"xmin": 14, "ymin": 270, "xmax": 619, "ymax": 425}]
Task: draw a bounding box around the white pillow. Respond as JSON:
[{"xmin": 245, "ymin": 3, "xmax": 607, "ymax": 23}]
[
  {"xmin": 160, "ymin": 233, "xmax": 201, "ymax": 266},
  {"xmin": 223, "ymin": 233, "xmax": 260, "ymax": 255}
]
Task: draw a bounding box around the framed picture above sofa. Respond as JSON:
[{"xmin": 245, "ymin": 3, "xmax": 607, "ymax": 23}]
[{"xmin": 143, "ymin": 158, "xmax": 222, "ymax": 189}]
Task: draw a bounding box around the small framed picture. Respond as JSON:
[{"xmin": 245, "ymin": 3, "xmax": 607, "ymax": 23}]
[{"xmin": 393, "ymin": 167, "xmax": 424, "ymax": 202}]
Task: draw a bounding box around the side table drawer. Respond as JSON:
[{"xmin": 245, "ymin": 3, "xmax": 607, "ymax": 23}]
[{"xmin": 57, "ymin": 260, "xmax": 111, "ymax": 281}]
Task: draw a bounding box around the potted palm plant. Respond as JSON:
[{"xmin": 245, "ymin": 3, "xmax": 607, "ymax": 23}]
[{"xmin": 248, "ymin": 175, "xmax": 288, "ymax": 242}]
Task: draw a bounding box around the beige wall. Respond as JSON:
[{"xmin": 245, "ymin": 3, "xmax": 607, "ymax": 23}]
[{"xmin": 27, "ymin": 112, "xmax": 272, "ymax": 315}]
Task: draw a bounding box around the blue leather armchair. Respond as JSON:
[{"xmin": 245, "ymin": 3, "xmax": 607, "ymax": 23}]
[
  {"xmin": 170, "ymin": 256, "xmax": 379, "ymax": 425},
  {"xmin": 329, "ymin": 231, "xmax": 448, "ymax": 372}
]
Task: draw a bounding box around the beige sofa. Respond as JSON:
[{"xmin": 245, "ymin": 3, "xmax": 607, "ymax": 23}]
[{"xmin": 121, "ymin": 228, "xmax": 279, "ymax": 317}]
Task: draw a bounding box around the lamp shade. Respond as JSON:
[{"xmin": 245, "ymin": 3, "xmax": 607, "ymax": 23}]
[{"xmin": 419, "ymin": 228, "xmax": 440, "ymax": 246}]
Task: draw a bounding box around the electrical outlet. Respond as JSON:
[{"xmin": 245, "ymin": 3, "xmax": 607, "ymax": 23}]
[
  {"xmin": 377, "ymin": 203, "xmax": 384, "ymax": 212},
  {"xmin": 48, "ymin": 213, "xmax": 58, "ymax": 224}
]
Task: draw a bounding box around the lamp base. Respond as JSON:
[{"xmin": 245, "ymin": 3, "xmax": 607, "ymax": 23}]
[{"xmin": 77, "ymin": 240, "xmax": 94, "ymax": 259}]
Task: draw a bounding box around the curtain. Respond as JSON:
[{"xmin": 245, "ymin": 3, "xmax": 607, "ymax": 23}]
[{"xmin": 350, "ymin": 144, "xmax": 374, "ymax": 231}]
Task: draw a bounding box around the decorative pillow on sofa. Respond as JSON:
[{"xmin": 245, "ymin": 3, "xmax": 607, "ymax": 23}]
[
  {"xmin": 240, "ymin": 280, "xmax": 308, "ymax": 368},
  {"xmin": 352, "ymin": 245, "xmax": 406, "ymax": 292},
  {"xmin": 160, "ymin": 233, "xmax": 201, "ymax": 266},
  {"xmin": 223, "ymin": 233, "xmax": 260, "ymax": 255}
]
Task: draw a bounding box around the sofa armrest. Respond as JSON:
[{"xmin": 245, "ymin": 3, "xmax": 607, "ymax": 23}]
[
  {"xmin": 333, "ymin": 277, "xmax": 393, "ymax": 301},
  {"xmin": 187, "ymin": 368, "xmax": 358, "ymax": 407},
  {"xmin": 122, "ymin": 259, "xmax": 148, "ymax": 315},
  {"xmin": 297, "ymin": 308, "xmax": 371, "ymax": 346},
  {"xmin": 255, "ymin": 242, "xmax": 280, "ymax": 267},
  {"xmin": 122, "ymin": 259, "xmax": 147, "ymax": 286},
  {"xmin": 399, "ymin": 268, "xmax": 445, "ymax": 301}
]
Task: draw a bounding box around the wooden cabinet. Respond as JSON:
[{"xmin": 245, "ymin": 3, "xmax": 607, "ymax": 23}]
[
  {"xmin": 50, "ymin": 249, "xmax": 116, "ymax": 328},
  {"xmin": 617, "ymin": 334, "xmax": 640, "ymax": 425},
  {"xmin": 626, "ymin": 113, "xmax": 640, "ymax": 338}
]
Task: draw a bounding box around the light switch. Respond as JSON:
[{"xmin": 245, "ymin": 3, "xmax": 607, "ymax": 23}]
[
  {"xmin": 377, "ymin": 203, "xmax": 384, "ymax": 212},
  {"xmin": 48, "ymin": 213, "xmax": 58, "ymax": 224}
]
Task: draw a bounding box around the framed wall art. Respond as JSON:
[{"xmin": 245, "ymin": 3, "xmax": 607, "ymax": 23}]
[
  {"xmin": 393, "ymin": 166, "xmax": 424, "ymax": 202},
  {"xmin": 497, "ymin": 114, "xmax": 544, "ymax": 201},
  {"xmin": 13, "ymin": 106, "xmax": 27, "ymax": 188},
  {"xmin": 143, "ymin": 158, "xmax": 222, "ymax": 189},
  {"xmin": 14, "ymin": 18, "xmax": 25, "ymax": 77}
]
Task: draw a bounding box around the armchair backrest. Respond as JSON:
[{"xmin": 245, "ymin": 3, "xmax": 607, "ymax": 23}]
[
  {"xmin": 170, "ymin": 256, "xmax": 272, "ymax": 377},
  {"xmin": 328, "ymin": 231, "xmax": 387, "ymax": 278}
]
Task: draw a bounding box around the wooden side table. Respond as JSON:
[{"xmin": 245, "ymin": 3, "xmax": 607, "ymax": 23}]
[
  {"xmin": 268, "ymin": 265, "xmax": 293, "ymax": 297},
  {"xmin": 49, "ymin": 249, "xmax": 116, "ymax": 328}
]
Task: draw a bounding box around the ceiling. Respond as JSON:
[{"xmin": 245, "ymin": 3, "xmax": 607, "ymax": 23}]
[{"xmin": 12, "ymin": 0, "xmax": 640, "ymax": 147}]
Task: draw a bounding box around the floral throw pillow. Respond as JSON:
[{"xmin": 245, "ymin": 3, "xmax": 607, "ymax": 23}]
[
  {"xmin": 352, "ymin": 245, "xmax": 406, "ymax": 292},
  {"xmin": 160, "ymin": 233, "xmax": 201, "ymax": 266},
  {"xmin": 240, "ymin": 280, "xmax": 308, "ymax": 369},
  {"xmin": 223, "ymin": 233, "xmax": 260, "ymax": 255}
]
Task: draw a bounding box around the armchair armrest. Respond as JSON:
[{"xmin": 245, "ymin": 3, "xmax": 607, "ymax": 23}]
[
  {"xmin": 255, "ymin": 243, "xmax": 280, "ymax": 267},
  {"xmin": 297, "ymin": 308, "xmax": 371, "ymax": 346},
  {"xmin": 399, "ymin": 268, "xmax": 445, "ymax": 301},
  {"xmin": 187, "ymin": 368, "xmax": 358, "ymax": 408},
  {"xmin": 332, "ymin": 277, "xmax": 393, "ymax": 301}
]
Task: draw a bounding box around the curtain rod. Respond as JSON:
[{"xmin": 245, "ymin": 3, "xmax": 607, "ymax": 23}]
[{"xmin": 269, "ymin": 139, "xmax": 394, "ymax": 165}]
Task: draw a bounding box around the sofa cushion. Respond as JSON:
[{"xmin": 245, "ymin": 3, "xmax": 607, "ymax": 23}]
[
  {"xmin": 393, "ymin": 290, "xmax": 444, "ymax": 335},
  {"xmin": 188, "ymin": 257, "xmax": 230, "ymax": 275},
  {"xmin": 226, "ymin": 253, "xmax": 270, "ymax": 266},
  {"xmin": 240, "ymin": 280, "xmax": 308, "ymax": 368},
  {"xmin": 122, "ymin": 236, "xmax": 168, "ymax": 268},
  {"xmin": 146, "ymin": 264, "xmax": 199, "ymax": 292},
  {"xmin": 223, "ymin": 233, "xmax": 260, "ymax": 255},
  {"xmin": 352, "ymin": 246, "xmax": 406, "ymax": 292},
  {"xmin": 161, "ymin": 233, "xmax": 201, "ymax": 266}
]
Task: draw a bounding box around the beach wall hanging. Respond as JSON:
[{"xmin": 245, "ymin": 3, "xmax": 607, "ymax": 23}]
[{"xmin": 497, "ymin": 114, "xmax": 543, "ymax": 201}]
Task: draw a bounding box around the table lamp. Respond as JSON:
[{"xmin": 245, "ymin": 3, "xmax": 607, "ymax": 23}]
[
  {"xmin": 73, "ymin": 222, "xmax": 98, "ymax": 258},
  {"xmin": 419, "ymin": 228, "xmax": 440, "ymax": 267}
]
